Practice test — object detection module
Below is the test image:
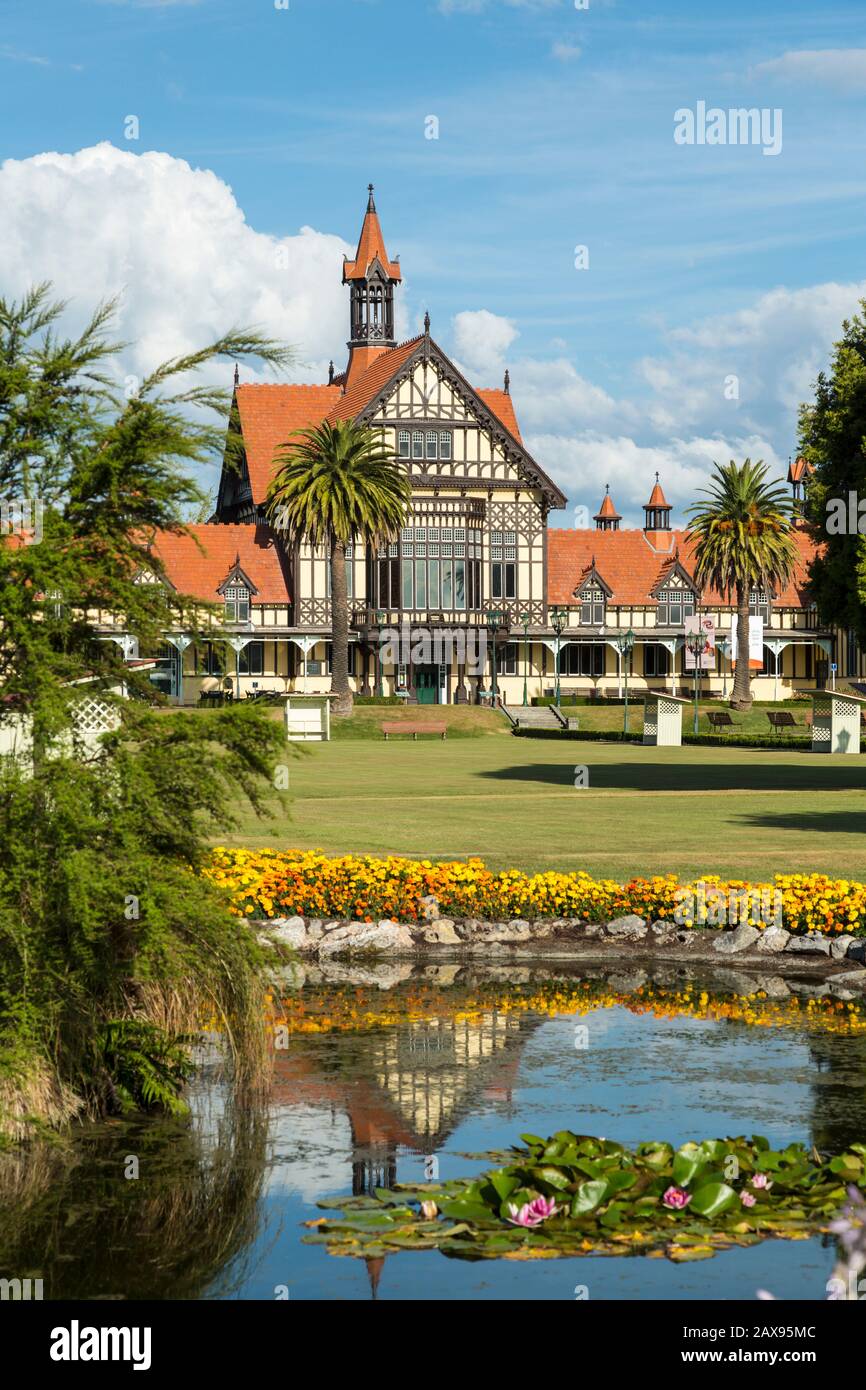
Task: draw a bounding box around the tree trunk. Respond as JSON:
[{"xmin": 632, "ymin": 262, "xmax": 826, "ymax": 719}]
[
  {"xmin": 730, "ymin": 583, "xmax": 753, "ymax": 711},
  {"xmin": 329, "ymin": 539, "xmax": 353, "ymax": 717}
]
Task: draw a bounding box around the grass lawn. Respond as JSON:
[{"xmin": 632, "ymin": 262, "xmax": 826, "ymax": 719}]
[{"xmin": 216, "ymin": 704, "xmax": 866, "ymax": 881}]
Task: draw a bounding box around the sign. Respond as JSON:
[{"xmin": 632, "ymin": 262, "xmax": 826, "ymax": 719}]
[
  {"xmin": 730, "ymin": 615, "xmax": 764, "ymax": 669},
  {"xmin": 684, "ymin": 615, "xmax": 716, "ymax": 671}
]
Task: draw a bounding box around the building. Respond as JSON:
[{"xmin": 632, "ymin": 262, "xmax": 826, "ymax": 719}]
[{"xmin": 101, "ymin": 189, "xmax": 859, "ymax": 705}]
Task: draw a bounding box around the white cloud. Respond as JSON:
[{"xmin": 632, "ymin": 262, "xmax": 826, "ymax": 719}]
[
  {"xmin": 750, "ymin": 49, "xmax": 866, "ymax": 90},
  {"xmin": 0, "ymin": 142, "xmax": 373, "ymax": 396},
  {"xmin": 452, "ymin": 308, "xmax": 519, "ymax": 378}
]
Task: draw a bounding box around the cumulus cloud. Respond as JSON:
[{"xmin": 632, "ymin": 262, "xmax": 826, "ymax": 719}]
[
  {"xmin": 452, "ymin": 308, "xmax": 519, "ymax": 378},
  {"xmin": 750, "ymin": 48, "xmax": 866, "ymax": 89},
  {"xmin": 0, "ymin": 142, "xmax": 374, "ymax": 394}
]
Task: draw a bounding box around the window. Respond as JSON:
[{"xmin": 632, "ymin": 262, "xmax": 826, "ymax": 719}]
[
  {"xmin": 426, "ymin": 431, "xmax": 438, "ymax": 461},
  {"xmin": 439, "ymin": 432, "xmax": 452, "ymax": 461},
  {"xmin": 324, "ymin": 643, "xmax": 357, "ymax": 676},
  {"xmin": 561, "ymin": 644, "xmax": 605, "ymax": 678},
  {"xmin": 398, "ymin": 525, "xmax": 481, "ymax": 611},
  {"xmin": 196, "ymin": 642, "xmax": 224, "ymax": 676},
  {"xmin": 847, "ymin": 629, "xmax": 860, "ymax": 677},
  {"xmin": 411, "ymin": 431, "xmax": 424, "ymax": 460},
  {"xmin": 750, "ymin": 591, "xmax": 771, "ymax": 623},
  {"xmin": 398, "ymin": 431, "xmax": 410, "ymax": 459},
  {"xmin": 579, "ymin": 580, "xmax": 605, "ymax": 626},
  {"xmin": 239, "ymin": 641, "xmax": 264, "ymax": 677},
  {"xmin": 224, "ymin": 583, "xmax": 250, "ymax": 623},
  {"xmin": 326, "ymin": 545, "xmax": 354, "ymax": 600},
  {"xmin": 491, "ymin": 530, "xmax": 517, "ymax": 601},
  {"xmin": 495, "ymin": 642, "xmax": 518, "ymax": 676},
  {"xmin": 644, "ymin": 644, "xmax": 670, "ymax": 677},
  {"xmin": 656, "ymin": 585, "xmax": 695, "ymax": 627}
]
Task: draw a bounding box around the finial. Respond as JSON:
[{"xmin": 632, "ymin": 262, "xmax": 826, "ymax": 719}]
[
  {"xmin": 605, "ymin": 483, "xmax": 610, "ymax": 495},
  {"xmin": 367, "ymin": 183, "xmax": 376, "ymax": 212},
  {"xmin": 233, "ymin": 364, "xmax": 239, "ymax": 388},
  {"xmin": 328, "ymin": 360, "xmax": 335, "ymax": 386},
  {"xmin": 655, "ymin": 470, "xmax": 660, "ymax": 483},
  {"xmin": 504, "ymin": 368, "xmax": 510, "ymax": 396},
  {"xmin": 424, "ymin": 311, "xmax": 431, "ymax": 335}
]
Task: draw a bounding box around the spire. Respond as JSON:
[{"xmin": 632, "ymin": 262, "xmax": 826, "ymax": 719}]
[
  {"xmin": 424, "ymin": 311, "xmax": 431, "ymax": 336},
  {"xmin": 343, "ymin": 185, "xmax": 401, "ymax": 284},
  {"xmin": 594, "ymin": 483, "xmax": 621, "ymax": 531},
  {"xmin": 233, "ymin": 364, "xmax": 239, "ymax": 388},
  {"xmin": 328, "ymin": 360, "xmax": 335, "ymax": 386},
  {"xmin": 644, "ymin": 472, "xmax": 672, "ymax": 536},
  {"xmin": 504, "ymin": 368, "xmax": 510, "ymax": 396},
  {"xmin": 343, "ymin": 185, "xmax": 401, "ymax": 387},
  {"xmin": 367, "ymin": 182, "xmax": 376, "ymax": 212}
]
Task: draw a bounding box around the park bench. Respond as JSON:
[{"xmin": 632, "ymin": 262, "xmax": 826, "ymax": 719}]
[
  {"xmin": 766, "ymin": 710, "xmax": 798, "ymax": 734},
  {"xmin": 707, "ymin": 711, "xmax": 736, "ymax": 731},
  {"xmin": 382, "ymin": 722, "xmax": 447, "ymax": 741}
]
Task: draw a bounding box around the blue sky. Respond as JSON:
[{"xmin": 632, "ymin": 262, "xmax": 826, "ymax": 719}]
[{"xmin": 2, "ymin": 0, "xmax": 866, "ymax": 519}]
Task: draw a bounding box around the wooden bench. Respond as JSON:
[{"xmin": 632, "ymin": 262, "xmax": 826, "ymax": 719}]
[
  {"xmin": 382, "ymin": 722, "xmax": 447, "ymax": 741},
  {"xmin": 766, "ymin": 710, "xmax": 798, "ymax": 734},
  {"xmin": 707, "ymin": 711, "xmax": 736, "ymax": 731}
]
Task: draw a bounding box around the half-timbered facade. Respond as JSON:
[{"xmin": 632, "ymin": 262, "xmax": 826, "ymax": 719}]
[{"xmin": 96, "ymin": 189, "xmax": 859, "ymax": 705}]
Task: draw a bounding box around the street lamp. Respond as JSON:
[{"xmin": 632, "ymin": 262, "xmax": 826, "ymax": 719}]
[
  {"xmin": 520, "ymin": 611, "xmax": 531, "ymax": 706},
  {"xmin": 686, "ymin": 624, "xmax": 705, "ymax": 736},
  {"xmin": 375, "ymin": 609, "xmax": 386, "ymax": 698},
  {"xmin": 550, "ymin": 606, "xmax": 567, "ymax": 707},
  {"xmin": 617, "ymin": 628, "xmax": 635, "ymax": 733},
  {"xmin": 488, "ymin": 609, "xmax": 504, "ymax": 704}
]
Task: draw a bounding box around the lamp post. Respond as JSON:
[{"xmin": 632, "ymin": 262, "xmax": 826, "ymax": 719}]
[
  {"xmin": 376, "ymin": 610, "xmax": 386, "ymax": 698},
  {"xmin": 617, "ymin": 628, "xmax": 635, "ymax": 733},
  {"xmin": 488, "ymin": 609, "xmax": 504, "ymax": 704},
  {"xmin": 520, "ymin": 611, "xmax": 531, "ymax": 707},
  {"xmin": 550, "ymin": 606, "xmax": 567, "ymax": 707},
  {"xmin": 686, "ymin": 626, "xmax": 704, "ymax": 736}
]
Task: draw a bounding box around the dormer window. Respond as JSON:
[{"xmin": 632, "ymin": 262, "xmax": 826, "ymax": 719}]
[
  {"xmin": 224, "ymin": 583, "xmax": 250, "ymax": 623},
  {"xmin": 656, "ymin": 585, "xmax": 695, "ymax": 627},
  {"xmin": 750, "ymin": 590, "xmax": 771, "ymax": 622},
  {"xmin": 579, "ymin": 580, "xmax": 606, "ymax": 626}
]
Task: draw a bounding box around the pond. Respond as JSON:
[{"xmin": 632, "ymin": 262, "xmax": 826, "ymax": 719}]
[{"xmin": 2, "ymin": 961, "xmax": 864, "ymax": 1301}]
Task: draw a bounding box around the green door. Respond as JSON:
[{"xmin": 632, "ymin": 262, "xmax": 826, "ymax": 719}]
[{"xmin": 415, "ymin": 666, "xmax": 439, "ymax": 705}]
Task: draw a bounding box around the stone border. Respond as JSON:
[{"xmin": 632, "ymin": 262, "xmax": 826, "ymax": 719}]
[{"xmin": 255, "ymin": 909, "xmax": 866, "ymax": 988}]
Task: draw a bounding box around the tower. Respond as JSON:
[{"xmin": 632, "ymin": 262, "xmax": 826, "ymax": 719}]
[
  {"xmin": 644, "ymin": 473, "xmax": 672, "ymax": 533},
  {"xmin": 342, "ymin": 185, "xmax": 401, "ymax": 386},
  {"xmin": 594, "ymin": 484, "xmax": 621, "ymax": 532}
]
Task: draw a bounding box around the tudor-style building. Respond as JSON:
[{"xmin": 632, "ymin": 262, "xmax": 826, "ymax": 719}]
[{"xmin": 99, "ymin": 189, "xmax": 861, "ymax": 705}]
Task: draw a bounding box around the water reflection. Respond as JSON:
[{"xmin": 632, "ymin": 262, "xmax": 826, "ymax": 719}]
[{"xmin": 1, "ymin": 961, "xmax": 864, "ymax": 1301}]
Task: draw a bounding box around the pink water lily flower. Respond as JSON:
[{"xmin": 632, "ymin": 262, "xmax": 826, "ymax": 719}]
[
  {"xmin": 420, "ymin": 1201, "xmax": 438, "ymax": 1220},
  {"xmin": 751, "ymin": 1173, "xmax": 773, "ymax": 1191},
  {"xmin": 740, "ymin": 1191, "xmax": 757, "ymax": 1208},
  {"xmin": 662, "ymin": 1186, "xmax": 693, "ymax": 1210},
  {"xmin": 506, "ymin": 1195, "xmax": 559, "ymax": 1227}
]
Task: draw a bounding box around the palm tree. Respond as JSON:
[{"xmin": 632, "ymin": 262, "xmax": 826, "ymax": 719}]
[
  {"xmin": 686, "ymin": 459, "xmax": 798, "ymax": 711},
  {"xmin": 266, "ymin": 420, "xmax": 411, "ymax": 717}
]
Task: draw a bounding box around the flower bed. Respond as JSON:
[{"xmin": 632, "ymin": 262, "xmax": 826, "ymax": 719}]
[{"xmin": 207, "ymin": 849, "xmax": 866, "ymax": 937}]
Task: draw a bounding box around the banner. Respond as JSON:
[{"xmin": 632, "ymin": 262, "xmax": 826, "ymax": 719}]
[
  {"xmin": 684, "ymin": 615, "xmax": 716, "ymax": 671},
  {"xmin": 730, "ymin": 615, "xmax": 764, "ymax": 669}
]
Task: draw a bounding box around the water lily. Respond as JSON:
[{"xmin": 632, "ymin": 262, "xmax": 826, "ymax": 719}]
[
  {"xmin": 662, "ymin": 1186, "xmax": 692, "ymax": 1210},
  {"xmin": 751, "ymin": 1173, "xmax": 773, "ymax": 1191},
  {"xmin": 506, "ymin": 1195, "xmax": 559, "ymax": 1227},
  {"xmin": 740, "ymin": 1191, "xmax": 757, "ymax": 1208},
  {"xmin": 420, "ymin": 1201, "xmax": 438, "ymax": 1220}
]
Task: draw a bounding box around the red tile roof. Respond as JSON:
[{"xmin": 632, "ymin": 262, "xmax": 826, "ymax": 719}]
[
  {"xmin": 594, "ymin": 488, "xmax": 621, "ymax": 521},
  {"xmin": 477, "ymin": 388, "xmax": 522, "ymax": 443},
  {"xmin": 329, "ymin": 336, "xmax": 422, "ymax": 421},
  {"xmin": 235, "ymin": 384, "xmax": 342, "ymax": 504},
  {"xmin": 788, "ymin": 456, "xmax": 814, "ymax": 483},
  {"xmin": 148, "ymin": 524, "xmax": 291, "ymax": 604},
  {"xmin": 645, "ymin": 478, "xmax": 670, "ymax": 509},
  {"xmin": 548, "ymin": 526, "xmax": 818, "ymax": 610}
]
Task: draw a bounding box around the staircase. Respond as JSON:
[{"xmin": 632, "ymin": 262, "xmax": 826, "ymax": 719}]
[{"xmin": 499, "ymin": 701, "xmax": 570, "ymax": 731}]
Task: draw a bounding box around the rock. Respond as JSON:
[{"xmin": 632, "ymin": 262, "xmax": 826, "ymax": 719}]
[
  {"xmin": 756, "ymin": 925, "xmax": 791, "ymax": 954},
  {"xmin": 465, "ymin": 920, "xmax": 532, "ymax": 942},
  {"xmin": 649, "ymin": 920, "xmax": 678, "ymax": 944},
  {"xmin": 785, "ymin": 932, "xmax": 832, "ymax": 956},
  {"xmin": 582, "ymin": 924, "xmax": 604, "ymax": 938},
  {"xmin": 847, "ymin": 940, "xmax": 866, "ymax": 964},
  {"xmin": 420, "ymin": 964, "xmax": 463, "ymax": 985},
  {"xmin": 675, "ymin": 930, "xmax": 697, "ymax": 948},
  {"xmin": 713, "ymin": 924, "xmax": 761, "ymax": 955},
  {"xmin": 455, "ymin": 918, "xmax": 483, "ymax": 939},
  {"xmin": 308, "ymin": 919, "xmax": 324, "ymax": 932},
  {"xmin": 266, "ymin": 917, "xmax": 308, "ymax": 950},
  {"xmin": 604, "ymin": 914, "xmax": 647, "ymax": 940},
  {"xmin": 317, "ymin": 959, "xmax": 414, "ymax": 989},
  {"xmin": 828, "ymin": 985, "xmax": 858, "ymax": 1001},
  {"xmin": 792, "ymin": 981, "xmax": 829, "ymax": 998},
  {"xmin": 828, "ymin": 969, "xmax": 866, "ymax": 989},
  {"xmin": 830, "ymin": 935, "xmax": 858, "ymax": 959},
  {"xmin": 419, "ymin": 894, "xmax": 440, "ymax": 922},
  {"xmin": 322, "ymin": 920, "xmax": 342, "ymax": 932},
  {"xmin": 305, "ymin": 921, "xmax": 325, "ymax": 944},
  {"xmin": 317, "ymin": 920, "xmax": 415, "ymax": 958},
  {"xmin": 419, "ymin": 921, "xmax": 462, "ymax": 946}
]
